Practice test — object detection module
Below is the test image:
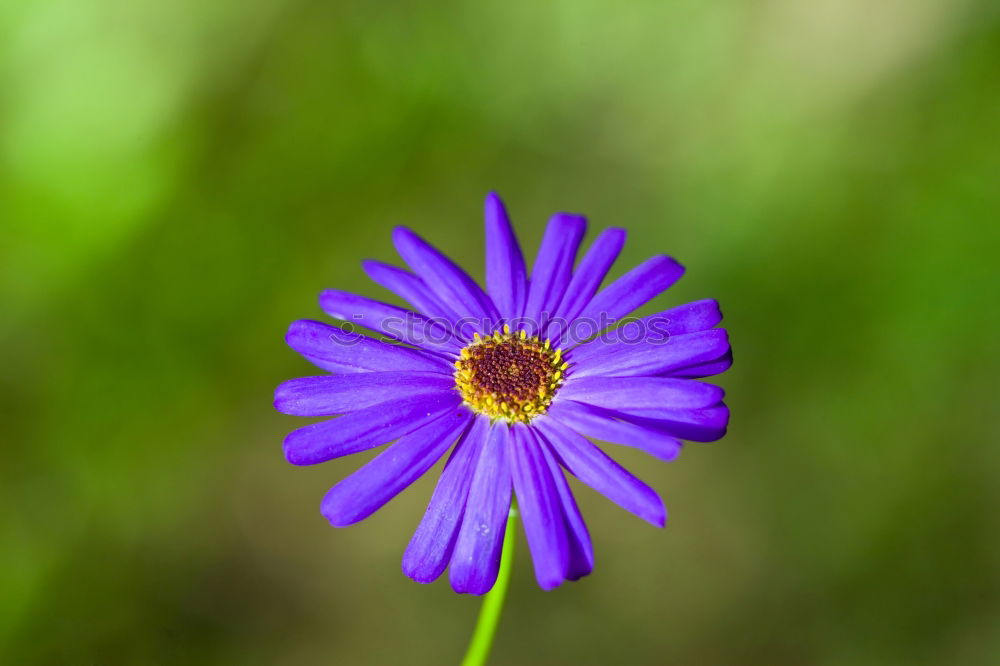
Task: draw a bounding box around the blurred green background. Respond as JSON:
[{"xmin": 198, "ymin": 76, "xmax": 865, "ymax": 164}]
[{"xmin": 2, "ymin": 0, "xmax": 998, "ymax": 664}]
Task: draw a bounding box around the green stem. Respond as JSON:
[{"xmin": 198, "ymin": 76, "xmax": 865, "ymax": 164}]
[{"xmin": 460, "ymin": 503, "xmax": 517, "ymax": 666}]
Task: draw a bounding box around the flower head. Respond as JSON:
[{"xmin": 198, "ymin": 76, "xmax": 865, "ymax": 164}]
[
  {"xmin": 275, "ymin": 193, "xmax": 731, "ymax": 594},
  {"xmin": 453, "ymin": 327, "xmax": 565, "ymax": 422}
]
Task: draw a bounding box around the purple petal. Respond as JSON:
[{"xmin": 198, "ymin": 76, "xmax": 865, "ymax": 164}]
[
  {"xmin": 484, "ymin": 192, "xmax": 528, "ymax": 322},
  {"xmin": 537, "ymin": 432, "xmax": 593, "ymax": 580},
  {"xmin": 559, "ymin": 376, "xmax": 724, "ymax": 411},
  {"xmin": 510, "ymin": 424, "xmax": 569, "ymax": 590},
  {"xmin": 362, "ymin": 260, "xmax": 466, "ymax": 332},
  {"xmin": 286, "ymin": 320, "xmax": 451, "ymax": 375},
  {"xmin": 403, "ymin": 416, "xmax": 490, "ymax": 583},
  {"xmin": 535, "ymin": 419, "xmax": 665, "ymax": 527},
  {"xmin": 282, "ymin": 392, "xmax": 460, "ymax": 466},
  {"xmin": 560, "ymin": 255, "xmax": 685, "ymax": 346},
  {"xmin": 545, "ymin": 228, "xmax": 626, "ymax": 341},
  {"xmin": 393, "ymin": 227, "xmax": 499, "ymax": 331},
  {"xmin": 449, "ymin": 423, "xmax": 513, "ymax": 595},
  {"xmin": 320, "ymin": 408, "xmax": 472, "ymax": 526},
  {"xmin": 612, "ymin": 404, "xmax": 730, "ymax": 442},
  {"xmin": 274, "ymin": 372, "xmax": 454, "ymax": 416},
  {"xmin": 667, "ymin": 350, "xmax": 733, "ymax": 378},
  {"xmin": 570, "ymin": 329, "xmax": 730, "ymax": 379},
  {"xmin": 637, "ymin": 298, "xmax": 724, "ymax": 335},
  {"xmin": 319, "ymin": 289, "xmax": 462, "ymax": 351},
  {"xmin": 522, "ymin": 213, "xmax": 587, "ymax": 335},
  {"xmin": 569, "ymin": 299, "xmax": 723, "ymax": 363},
  {"xmin": 546, "ymin": 399, "xmax": 682, "ymax": 461}
]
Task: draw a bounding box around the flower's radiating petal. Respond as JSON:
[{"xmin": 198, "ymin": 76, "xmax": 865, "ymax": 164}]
[
  {"xmin": 449, "ymin": 423, "xmax": 513, "ymax": 595},
  {"xmin": 546, "ymin": 400, "xmax": 683, "ymax": 461},
  {"xmin": 403, "ymin": 417, "xmax": 489, "ymax": 583},
  {"xmin": 646, "ymin": 298, "xmax": 724, "ymax": 334},
  {"xmin": 560, "ymin": 255, "xmax": 685, "ymax": 346},
  {"xmin": 612, "ymin": 404, "xmax": 729, "ymax": 442},
  {"xmin": 666, "ymin": 351, "xmax": 733, "ymax": 378},
  {"xmin": 484, "ymin": 192, "xmax": 528, "ymax": 322},
  {"xmin": 286, "ymin": 320, "xmax": 452, "ymax": 374},
  {"xmin": 393, "ymin": 227, "xmax": 499, "ymax": 331},
  {"xmin": 570, "ymin": 329, "xmax": 730, "ymax": 379},
  {"xmin": 569, "ymin": 299, "xmax": 723, "ymax": 363},
  {"xmin": 537, "ymin": 431, "xmax": 593, "ymax": 580},
  {"xmin": 362, "ymin": 260, "xmax": 466, "ymax": 330},
  {"xmin": 510, "ymin": 424, "xmax": 569, "ymax": 590},
  {"xmin": 522, "ymin": 213, "xmax": 587, "ymax": 336},
  {"xmin": 274, "ymin": 372, "xmax": 454, "ymax": 416},
  {"xmin": 536, "ymin": 419, "xmax": 665, "ymax": 527},
  {"xmin": 283, "ymin": 392, "xmax": 460, "ymax": 465},
  {"xmin": 319, "ymin": 289, "xmax": 462, "ymax": 351},
  {"xmin": 320, "ymin": 409, "xmax": 472, "ymax": 526},
  {"xmin": 545, "ymin": 228, "xmax": 626, "ymax": 341},
  {"xmin": 559, "ymin": 376, "xmax": 724, "ymax": 411}
]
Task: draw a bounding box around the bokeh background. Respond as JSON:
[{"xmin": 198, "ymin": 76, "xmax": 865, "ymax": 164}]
[{"xmin": 2, "ymin": 0, "xmax": 998, "ymax": 664}]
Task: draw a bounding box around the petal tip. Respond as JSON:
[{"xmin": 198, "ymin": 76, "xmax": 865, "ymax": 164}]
[
  {"xmin": 320, "ymin": 500, "xmax": 357, "ymax": 528},
  {"xmin": 317, "ymin": 288, "xmax": 338, "ymax": 306},
  {"xmin": 282, "ymin": 430, "xmax": 315, "ymax": 466},
  {"xmin": 652, "ymin": 504, "xmax": 667, "ymax": 528},
  {"xmin": 391, "ymin": 226, "xmax": 419, "ymax": 248},
  {"xmin": 402, "ymin": 553, "xmax": 444, "ymax": 584},
  {"xmin": 403, "ymin": 571, "xmax": 438, "ymax": 585},
  {"xmin": 284, "ymin": 320, "xmax": 303, "ymax": 343},
  {"xmin": 656, "ymin": 254, "xmax": 685, "ymax": 272},
  {"xmin": 273, "ymin": 395, "xmax": 292, "ymax": 415},
  {"xmin": 449, "ymin": 568, "xmax": 497, "ymax": 596},
  {"xmin": 536, "ymin": 575, "xmax": 565, "ymax": 591},
  {"xmin": 551, "ymin": 212, "xmax": 588, "ymax": 229}
]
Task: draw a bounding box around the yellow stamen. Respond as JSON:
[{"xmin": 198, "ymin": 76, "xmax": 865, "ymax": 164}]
[{"xmin": 453, "ymin": 329, "xmax": 569, "ymax": 423}]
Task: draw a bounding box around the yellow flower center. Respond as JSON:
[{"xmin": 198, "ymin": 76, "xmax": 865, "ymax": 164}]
[{"xmin": 454, "ymin": 326, "xmax": 568, "ymax": 423}]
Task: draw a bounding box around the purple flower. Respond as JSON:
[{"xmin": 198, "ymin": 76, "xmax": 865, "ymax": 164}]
[{"xmin": 275, "ymin": 193, "xmax": 731, "ymax": 594}]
